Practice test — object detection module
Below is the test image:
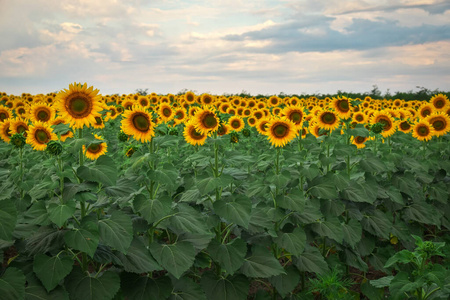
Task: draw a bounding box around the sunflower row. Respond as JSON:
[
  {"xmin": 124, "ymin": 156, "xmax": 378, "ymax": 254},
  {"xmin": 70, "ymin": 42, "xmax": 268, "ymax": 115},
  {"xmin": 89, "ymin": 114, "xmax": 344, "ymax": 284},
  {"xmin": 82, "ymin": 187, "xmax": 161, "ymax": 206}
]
[{"xmin": 0, "ymin": 84, "xmax": 449, "ymax": 158}]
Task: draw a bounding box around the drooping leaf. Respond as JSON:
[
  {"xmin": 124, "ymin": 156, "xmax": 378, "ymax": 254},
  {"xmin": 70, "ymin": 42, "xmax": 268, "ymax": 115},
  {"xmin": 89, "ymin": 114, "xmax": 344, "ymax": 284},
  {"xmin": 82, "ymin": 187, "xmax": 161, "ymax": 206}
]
[
  {"xmin": 166, "ymin": 204, "xmax": 210, "ymax": 235},
  {"xmin": 0, "ymin": 199, "xmax": 17, "ymax": 240},
  {"xmin": 77, "ymin": 155, "xmax": 117, "ymax": 186},
  {"xmin": 311, "ymin": 217, "xmax": 344, "ymax": 243},
  {"xmin": 213, "ymin": 195, "xmax": 252, "ymax": 229},
  {"xmin": 342, "ymin": 180, "xmax": 377, "ymax": 204},
  {"xmin": 114, "ymin": 237, "xmax": 161, "ymax": 273},
  {"xmin": 293, "ymin": 199, "xmax": 323, "ymax": 224},
  {"xmin": 65, "ymin": 267, "xmax": 120, "ymax": 300},
  {"xmin": 370, "ymin": 276, "xmax": 394, "ymax": 288},
  {"xmin": 267, "ymin": 170, "xmax": 291, "ymax": 189},
  {"xmin": 22, "ymin": 201, "xmax": 50, "ymax": 226},
  {"xmin": 275, "ymin": 227, "xmax": 306, "ymax": 256},
  {"xmin": 133, "ymin": 194, "xmax": 172, "ymax": 224},
  {"xmin": 0, "ymin": 267, "xmax": 26, "ymax": 300},
  {"xmin": 361, "ymin": 210, "xmax": 392, "ymax": 239},
  {"xmin": 121, "ymin": 273, "xmax": 172, "ymax": 300},
  {"xmin": 47, "ymin": 200, "xmax": 76, "ymax": 228},
  {"xmin": 268, "ymin": 265, "xmax": 300, "ymax": 298},
  {"xmin": 240, "ymin": 246, "xmax": 286, "ymax": 278},
  {"xmin": 359, "ymin": 156, "xmax": 386, "ymax": 173},
  {"xmin": 208, "ymin": 238, "xmax": 247, "ymax": 275},
  {"xmin": 25, "ymin": 227, "xmax": 65, "ymax": 256},
  {"xmin": 25, "ymin": 275, "xmax": 69, "ymax": 300},
  {"xmin": 342, "ymin": 219, "xmax": 362, "ymax": 248},
  {"xmin": 403, "ymin": 202, "xmax": 441, "ymax": 226},
  {"xmin": 276, "ymin": 189, "xmax": 305, "ymax": 212},
  {"xmin": 294, "ymin": 246, "xmax": 329, "ymax": 275},
  {"xmin": 33, "ymin": 254, "xmax": 73, "ymax": 292},
  {"xmin": 309, "ymin": 181, "xmax": 338, "ymax": 200},
  {"xmin": 170, "ymin": 276, "xmax": 207, "ymax": 300},
  {"xmin": 200, "ymin": 272, "xmax": 249, "ymax": 300},
  {"xmin": 149, "ymin": 241, "xmax": 196, "ymax": 279},
  {"xmin": 63, "ymin": 182, "xmax": 96, "ymax": 202},
  {"xmin": 98, "ymin": 210, "xmax": 133, "ymax": 254},
  {"xmin": 104, "ymin": 178, "xmax": 139, "ymax": 197},
  {"xmin": 64, "ymin": 220, "xmax": 99, "ymax": 258},
  {"xmin": 148, "ymin": 165, "xmax": 179, "ymax": 188},
  {"xmin": 389, "ymin": 272, "xmax": 421, "ymax": 300}
]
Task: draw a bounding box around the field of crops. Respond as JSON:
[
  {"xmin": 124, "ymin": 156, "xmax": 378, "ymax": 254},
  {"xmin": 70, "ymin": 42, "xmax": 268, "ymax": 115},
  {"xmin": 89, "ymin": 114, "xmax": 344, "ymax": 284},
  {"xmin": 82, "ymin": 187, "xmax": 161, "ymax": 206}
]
[{"xmin": 0, "ymin": 83, "xmax": 449, "ymax": 299}]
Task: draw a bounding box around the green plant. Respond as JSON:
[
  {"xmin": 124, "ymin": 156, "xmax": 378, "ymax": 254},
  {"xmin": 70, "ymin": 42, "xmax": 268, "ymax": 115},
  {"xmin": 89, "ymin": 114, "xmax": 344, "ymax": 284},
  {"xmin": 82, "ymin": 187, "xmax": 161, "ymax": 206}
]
[{"xmin": 309, "ymin": 268, "xmax": 355, "ymax": 299}]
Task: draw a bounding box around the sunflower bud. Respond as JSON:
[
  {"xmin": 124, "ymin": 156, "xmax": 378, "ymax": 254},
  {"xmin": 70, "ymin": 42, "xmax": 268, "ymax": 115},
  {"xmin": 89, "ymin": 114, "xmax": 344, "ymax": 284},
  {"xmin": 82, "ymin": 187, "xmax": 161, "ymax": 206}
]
[
  {"xmin": 125, "ymin": 145, "xmax": 137, "ymax": 157},
  {"xmin": 46, "ymin": 140, "xmax": 63, "ymax": 156},
  {"xmin": 230, "ymin": 132, "xmax": 239, "ymax": 143},
  {"xmin": 242, "ymin": 128, "xmax": 251, "ymax": 137},
  {"xmin": 370, "ymin": 123, "xmax": 384, "ymax": 134},
  {"xmin": 168, "ymin": 127, "xmax": 178, "ymax": 136},
  {"xmin": 118, "ymin": 130, "xmax": 129, "ymax": 142},
  {"xmin": 10, "ymin": 133, "xmax": 26, "ymax": 149}
]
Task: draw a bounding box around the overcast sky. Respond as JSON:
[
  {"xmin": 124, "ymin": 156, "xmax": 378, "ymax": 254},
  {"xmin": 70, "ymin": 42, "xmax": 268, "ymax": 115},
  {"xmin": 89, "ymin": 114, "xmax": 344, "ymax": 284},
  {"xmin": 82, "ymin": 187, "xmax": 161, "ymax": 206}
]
[{"xmin": 1, "ymin": 0, "xmax": 449, "ymax": 96}]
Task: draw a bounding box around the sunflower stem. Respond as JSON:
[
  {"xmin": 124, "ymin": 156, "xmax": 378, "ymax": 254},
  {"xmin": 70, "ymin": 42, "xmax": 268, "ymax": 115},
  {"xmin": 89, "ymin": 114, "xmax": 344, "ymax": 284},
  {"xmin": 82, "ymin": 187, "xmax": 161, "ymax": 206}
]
[
  {"xmin": 19, "ymin": 146, "xmax": 24, "ymax": 200},
  {"xmin": 213, "ymin": 133, "xmax": 221, "ymax": 202},
  {"xmin": 78, "ymin": 128, "xmax": 84, "ymax": 167},
  {"xmin": 58, "ymin": 155, "xmax": 64, "ymax": 203},
  {"xmin": 148, "ymin": 139, "xmax": 156, "ymax": 198},
  {"xmin": 326, "ymin": 143, "xmax": 330, "ymax": 173}
]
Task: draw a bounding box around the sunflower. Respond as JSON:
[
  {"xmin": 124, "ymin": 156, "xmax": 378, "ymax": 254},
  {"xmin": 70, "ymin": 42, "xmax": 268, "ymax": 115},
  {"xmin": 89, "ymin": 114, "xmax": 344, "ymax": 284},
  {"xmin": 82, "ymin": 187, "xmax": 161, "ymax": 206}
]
[
  {"xmin": 158, "ymin": 103, "xmax": 174, "ymax": 122},
  {"xmin": 0, "ymin": 119, "xmax": 12, "ymax": 143},
  {"xmin": 316, "ymin": 110, "xmax": 340, "ymax": 131},
  {"xmin": 309, "ymin": 122, "xmax": 328, "ymax": 138},
  {"xmin": 272, "ymin": 107, "xmax": 281, "ymax": 116},
  {"xmin": 252, "ymin": 110, "xmax": 264, "ymax": 120},
  {"xmin": 200, "ymin": 94, "xmax": 214, "ymax": 106},
  {"xmin": 242, "ymin": 108, "xmax": 252, "ymax": 117},
  {"xmin": 430, "ymin": 94, "xmax": 449, "ymax": 111},
  {"xmin": 370, "ymin": 111, "xmax": 397, "ymax": 138},
  {"xmin": 10, "ymin": 117, "xmax": 29, "ymax": 136},
  {"xmin": 256, "ymin": 117, "xmax": 271, "ymax": 135},
  {"xmin": 412, "ymin": 120, "xmax": 434, "ymax": 141},
  {"xmin": 352, "ymin": 112, "xmax": 367, "ymax": 124},
  {"xmin": 93, "ymin": 116, "xmax": 105, "ymax": 129},
  {"xmin": 282, "ymin": 105, "xmax": 304, "ymax": 129},
  {"xmin": 60, "ymin": 130, "xmax": 74, "ymax": 142},
  {"xmin": 0, "ymin": 105, "xmax": 12, "ymax": 122},
  {"xmin": 55, "ymin": 82, "xmax": 103, "ymax": 129},
  {"xmin": 266, "ymin": 117, "xmax": 297, "ymax": 147},
  {"xmin": 184, "ymin": 91, "xmax": 196, "ymax": 105},
  {"xmin": 122, "ymin": 99, "xmax": 135, "ymax": 110},
  {"xmin": 26, "ymin": 121, "xmax": 57, "ymax": 150},
  {"xmin": 217, "ymin": 123, "xmax": 230, "ymax": 136},
  {"xmin": 173, "ymin": 108, "xmax": 187, "ymax": 125},
  {"xmin": 424, "ymin": 112, "xmax": 450, "ymax": 137},
  {"xmin": 351, "ymin": 136, "xmax": 369, "ymax": 149},
  {"xmin": 418, "ymin": 104, "xmax": 434, "ymax": 118},
  {"xmin": 228, "ymin": 116, "xmax": 245, "ymax": 132},
  {"xmin": 83, "ymin": 134, "xmax": 107, "ymax": 160},
  {"xmin": 331, "ymin": 96, "xmax": 352, "ymax": 119},
  {"xmin": 219, "ymin": 103, "xmax": 230, "ymax": 114},
  {"xmin": 393, "ymin": 99, "xmax": 402, "ymax": 108},
  {"xmin": 104, "ymin": 106, "xmax": 119, "ymax": 122},
  {"xmin": 138, "ymin": 96, "xmax": 150, "ymax": 108},
  {"xmin": 193, "ymin": 107, "xmax": 219, "ymax": 135},
  {"xmin": 189, "ymin": 106, "xmax": 200, "ymax": 117},
  {"xmin": 121, "ymin": 105, "xmax": 155, "ymax": 143},
  {"xmin": 183, "ymin": 120, "xmax": 207, "ymax": 146},
  {"xmin": 268, "ymin": 96, "xmax": 280, "ymax": 107},
  {"xmin": 232, "ymin": 98, "xmax": 241, "ymax": 107},
  {"xmin": 247, "ymin": 116, "xmax": 257, "ymax": 127},
  {"xmin": 398, "ymin": 120, "xmax": 412, "ymax": 133}
]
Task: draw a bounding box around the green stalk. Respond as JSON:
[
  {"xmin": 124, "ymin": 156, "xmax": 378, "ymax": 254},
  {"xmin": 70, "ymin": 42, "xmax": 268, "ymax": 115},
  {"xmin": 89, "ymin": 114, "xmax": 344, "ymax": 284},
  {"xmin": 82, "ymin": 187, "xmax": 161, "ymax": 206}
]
[
  {"xmin": 19, "ymin": 147, "xmax": 24, "ymax": 200},
  {"xmin": 213, "ymin": 132, "xmax": 221, "ymax": 202},
  {"xmin": 326, "ymin": 143, "xmax": 330, "ymax": 173},
  {"xmin": 346, "ymin": 155, "xmax": 351, "ymax": 179},
  {"xmin": 78, "ymin": 128, "xmax": 84, "ymax": 167},
  {"xmin": 58, "ymin": 155, "xmax": 64, "ymax": 203},
  {"xmin": 148, "ymin": 139, "xmax": 155, "ymax": 198}
]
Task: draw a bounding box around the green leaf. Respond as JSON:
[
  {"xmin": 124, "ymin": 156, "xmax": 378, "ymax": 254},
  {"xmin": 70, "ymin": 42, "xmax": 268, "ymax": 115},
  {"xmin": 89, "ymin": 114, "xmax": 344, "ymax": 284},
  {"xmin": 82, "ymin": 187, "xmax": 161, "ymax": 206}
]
[
  {"xmin": 29, "ymin": 181, "xmax": 58, "ymax": 200},
  {"xmin": 384, "ymin": 250, "xmax": 415, "ymax": 268},
  {"xmin": 77, "ymin": 156, "xmax": 117, "ymax": 186},
  {"xmin": 170, "ymin": 276, "xmax": 207, "ymax": 300},
  {"xmin": 299, "ymin": 164, "xmax": 320, "ymax": 180},
  {"xmin": 64, "ymin": 220, "xmax": 99, "ymax": 258},
  {"xmin": 361, "ymin": 210, "xmax": 392, "ymax": 239},
  {"xmin": 347, "ymin": 125, "xmax": 370, "ymax": 138},
  {"xmin": 98, "ymin": 210, "xmax": 133, "ymax": 254},
  {"xmin": 344, "ymin": 249, "xmax": 368, "ymax": 272},
  {"xmin": 133, "ymin": 194, "xmax": 172, "ymax": 224},
  {"xmin": 196, "ymin": 174, "xmax": 233, "ymax": 195},
  {"xmin": 65, "ymin": 267, "xmax": 120, "ymax": 300},
  {"xmin": 311, "ymin": 217, "xmax": 344, "ymax": 243},
  {"xmin": 148, "ymin": 165, "xmax": 179, "ymax": 188},
  {"xmin": 342, "ymin": 180, "xmax": 377, "ymax": 204},
  {"xmin": 240, "ymin": 246, "xmax": 286, "ymax": 278},
  {"xmin": 115, "ymin": 238, "xmax": 161, "ymax": 273},
  {"xmin": 121, "ymin": 273, "xmax": 172, "ymax": 300},
  {"xmin": 276, "ymin": 189, "xmax": 305, "ymax": 212},
  {"xmin": 320, "ymin": 198, "xmax": 345, "ymax": 217},
  {"xmin": 47, "ymin": 200, "xmax": 76, "ymax": 227},
  {"xmin": 294, "ymin": 246, "xmax": 329, "ymax": 275},
  {"xmin": 166, "ymin": 204, "xmax": 210, "ymax": 235},
  {"xmin": 342, "ymin": 219, "xmax": 362, "ymax": 248},
  {"xmin": 275, "ymin": 227, "xmax": 306, "ymax": 256},
  {"xmin": 0, "ymin": 267, "xmax": 26, "ymax": 300},
  {"xmin": 25, "ymin": 227, "xmax": 65, "ymax": 256},
  {"xmin": 208, "ymin": 238, "xmax": 247, "ymax": 275},
  {"xmin": 0, "ymin": 199, "xmax": 17, "ymax": 240},
  {"xmin": 403, "ymin": 202, "xmax": 441, "ymax": 226},
  {"xmin": 103, "ymin": 178, "xmax": 139, "ymax": 197},
  {"xmin": 63, "ymin": 182, "xmax": 96, "ymax": 202},
  {"xmin": 333, "ymin": 143, "xmax": 354, "ymax": 157},
  {"xmin": 268, "ymin": 265, "xmax": 300, "ymax": 298},
  {"xmin": 213, "ymin": 195, "xmax": 251, "ymax": 229},
  {"xmin": 370, "ymin": 276, "xmax": 394, "ymax": 288},
  {"xmin": 294, "ymin": 199, "xmax": 323, "ymax": 224},
  {"xmin": 178, "ymin": 189, "xmax": 201, "ymax": 203},
  {"xmin": 392, "ymin": 172, "xmax": 419, "ymax": 197},
  {"xmin": 309, "ymin": 182, "xmax": 338, "ymax": 199},
  {"xmin": 359, "ymin": 156, "xmax": 386, "ymax": 173},
  {"xmin": 361, "ymin": 280, "xmax": 384, "ymax": 300},
  {"xmin": 389, "ymin": 272, "xmax": 421, "ymax": 300},
  {"xmin": 22, "ymin": 201, "xmax": 50, "ymax": 226},
  {"xmin": 377, "ymin": 185, "xmax": 404, "ymax": 205},
  {"xmin": 25, "ymin": 275, "xmax": 69, "ymax": 300},
  {"xmin": 200, "ymin": 272, "xmax": 249, "ymax": 300},
  {"xmin": 33, "ymin": 254, "xmax": 73, "ymax": 292},
  {"xmin": 149, "ymin": 241, "xmax": 196, "ymax": 279},
  {"xmin": 267, "ymin": 170, "xmax": 291, "ymax": 189}
]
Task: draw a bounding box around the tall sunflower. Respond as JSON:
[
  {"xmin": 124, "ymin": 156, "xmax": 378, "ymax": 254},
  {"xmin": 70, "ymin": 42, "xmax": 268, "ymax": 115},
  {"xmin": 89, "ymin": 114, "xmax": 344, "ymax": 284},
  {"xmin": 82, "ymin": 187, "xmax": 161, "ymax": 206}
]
[
  {"xmin": 10, "ymin": 117, "xmax": 29, "ymax": 136},
  {"xmin": 351, "ymin": 136, "xmax": 369, "ymax": 149},
  {"xmin": 266, "ymin": 117, "xmax": 297, "ymax": 147},
  {"xmin": 316, "ymin": 110, "xmax": 340, "ymax": 131},
  {"xmin": 173, "ymin": 108, "xmax": 187, "ymax": 125},
  {"xmin": 370, "ymin": 111, "xmax": 397, "ymax": 138},
  {"xmin": 200, "ymin": 93, "xmax": 214, "ymax": 106},
  {"xmin": 121, "ymin": 105, "xmax": 155, "ymax": 143},
  {"xmin": 0, "ymin": 105, "xmax": 11, "ymax": 122},
  {"xmin": 398, "ymin": 120, "xmax": 412, "ymax": 134},
  {"xmin": 256, "ymin": 117, "xmax": 271, "ymax": 135},
  {"xmin": 418, "ymin": 104, "xmax": 434, "ymax": 119},
  {"xmin": 0, "ymin": 119, "xmax": 12, "ymax": 143},
  {"xmin": 281, "ymin": 105, "xmax": 304, "ymax": 129},
  {"xmin": 183, "ymin": 120, "xmax": 207, "ymax": 146},
  {"xmin": 26, "ymin": 121, "xmax": 57, "ymax": 150},
  {"xmin": 55, "ymin": 82, "xmax": 103, "ymax": 129},
  {"xmin": 331, "ymin": 96, "xmax": 352, "ymax": 119},
  {"xmin": 184, "ymin": 91, "xmax": 196, "ymax": 105},
  {"xmin": 159, "ymin": 103, "xmax": 174, "ymax": 122},
  {"xmin": 430, "ymin": 94, "xmax": 449, "ymax": 111},
  {"xmin": 424, "ymin": 112, "xmax": 450, "ymax": 137},
  {"xmin": 412, "ymin": 120, "xmax": 434, "ymax": 141},
  {"xmin": 193, "ymin": 106, "xmax": 219, "ymax": 135},
  {"xmin": 228, "ymin": 116, "xmax": 245, "ymax": 132},
  {"xmin": 29, "ymin": 103, "xmax": 55, "ymax": 123},
  {"xmin": 83, "ymin": 134, "xmax": 108, "ymax": 160}
]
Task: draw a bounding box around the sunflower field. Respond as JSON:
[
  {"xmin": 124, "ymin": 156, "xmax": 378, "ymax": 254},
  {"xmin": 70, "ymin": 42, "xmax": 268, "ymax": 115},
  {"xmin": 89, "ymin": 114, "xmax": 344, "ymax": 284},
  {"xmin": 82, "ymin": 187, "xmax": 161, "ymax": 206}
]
[{"xmin": 0, "ymin": 83, "xmax": 449, "ymax": 299}]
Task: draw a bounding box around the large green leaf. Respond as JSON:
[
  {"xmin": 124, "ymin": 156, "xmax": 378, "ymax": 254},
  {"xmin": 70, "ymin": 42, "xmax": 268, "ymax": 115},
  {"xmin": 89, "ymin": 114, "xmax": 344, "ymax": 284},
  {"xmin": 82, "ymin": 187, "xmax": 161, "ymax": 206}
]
[
  {"xmin": 98, "ymin": 210, "xmax": 133, "ymax": 254},
  {"xmin": 0, "ymin": 199, "xmax": 17, "ymax": 240},
  {"xmin": 196, "ymin": 174, "xmax": 233, "ymax": 195},
  {"xmin": 359, "ymin": 156, "xmax": 386, "ymax": 173},
  {"xmin": 77, "ymin": 156, "xmax": 117, "ymax": 186},
  {"xmin": 276, "ymin": 189, "xmax": 305, "ymax": 212},
  {"xmin": 25, "ymin": 275, "xmax": 69, "ymax": 300},
  {"xmin": 403, "ymin": 202, "xmax": 441, "ymax": 226},
  {"xmin": 149, "ymin": 241, "xmax": 196, "ymax": 279},
  {"xmin": 267, "ymin": 170, "xmax": 291, "ymax": 189},
  {"xmin": 170, "ymin": 276, "xmax": 207, "ymax": 300},
  {"xmin": 294, "ymin": 246, "xmax": 329, "ymax": 275},
  {"xmin": 65, "ymin": 267, "xmax": 120, "ymax": 300},
  {"xmin": 115, "ymin": 237, "xmax": 161, "ymax": 273},
  {"xmin": 389, "ymin": 272, "xmax": 421, "ymax": 300},
  {"xmin": 208, "ymin": 238, "xmax": 247, "ymax": 275},
  {"xmin": 22, "ymin": 201, "xmax": 50, "ymax": 226},
  {"xmin": 240, "ymin": 246, "xmax": 285, "ymax": 278},
  {"xmin": 0, "ymin": 267, "xmax": 26, "ymax": 300},
  {"xmin": 148, "ymin": 165, "xmax": 179, "ymax": 188},
  {"xmin": 299, "ymin": 164, "xmax": 320, "ymax": 180},
  {"xmin": 121, "ymin": 273, "xmax": 172, "ymax": 300},
  {"xmin": 309, "ymin": 182, "xmax": 338, "ymax": 199},
  {"xmin": 200, "ymin": 272, "xmax": 249, "ymax": 300},
  {"xmin": 293, "ymin": 199, "xmax": 323, "ymax": 224},
  {"xmin": 392, "ymin": 172, "xmax": 419, "ymax": 197},
  {"xmin": 213, "ymin": 195, "xmax": 251, "ymax": 229},
  {"xmin": 63, "ymin": 182, "xmax": 96, "ymax": 202},
  {"xmin": 133, "ymin": 194, "xmax": 172, "ymax": 224},
  {"xmin": 25, "ymin": 227, "xmax": 65, "ymax": 256},
  {"xmin": 103, "ymin": 178, "xmax": 139, "ymax": 197},
  {"xmin": 361, "ymin": 210, "xmax": 392, "ymax": 239},
  {"xmin": 64, "ymin": 220, "xmax": 99, "ymax": 258},
  {"xmin": 275, "ymin": 227, "xmax": 306, "ymax": 256},
  {"xmin": 342, "ymin": 180, "xmax": 377, "ymax": 204},
  {"xmin": 311, "ymin": 217, "xmax": 344, "ymax": 243},
  {"xmin": 268, "ymin": 265, "xmax": 300, "ymax": 298},
  {"xmin": 33, "ymin": 254, "xmax": 73, "ymax": 292},
  {"xmin": 342, "ymin": 219, "xmax": 362, "ymax": 248},
  {"xmin": 47, "ymin": 200, "xmax": 76, "ymax": 228},
  {"xmin": 166, "ymin": 204, "xmax": 210, "ymax": 235}
]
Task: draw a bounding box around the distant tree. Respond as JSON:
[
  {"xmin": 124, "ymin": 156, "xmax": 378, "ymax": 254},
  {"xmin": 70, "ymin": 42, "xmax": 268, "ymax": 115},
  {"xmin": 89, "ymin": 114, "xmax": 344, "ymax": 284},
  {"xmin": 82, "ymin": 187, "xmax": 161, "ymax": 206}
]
[{"xmin": 136, "ymin": 88, "xmax": 148, "ymax": 96}]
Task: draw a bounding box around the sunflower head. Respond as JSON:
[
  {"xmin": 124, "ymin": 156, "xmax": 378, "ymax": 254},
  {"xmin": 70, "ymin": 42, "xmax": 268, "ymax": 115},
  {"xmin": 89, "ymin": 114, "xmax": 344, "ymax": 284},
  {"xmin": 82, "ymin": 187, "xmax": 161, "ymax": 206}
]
[
  {"xmin": 121, "ymin": 105, "xmax": 155, "ymax": 143},
  {"xmin": 183, "ymin": 120, "xmax": 207, "ymax": 146},
  {"xmin": 125, "ymin": 145, "xmax": 138, "ymax": 157},
  {"xmin": 316, "ymin": 110, "xmax": 340, "ymax": 131},
  {"xmin": 46, "ymin": 140, "xmax": 63, "ymax": 156},
  {"xmin": 398, "ymin": 120, "xmax": 412, "ymax": 133},
  {"xmin": 412, "ymin": 120, "xmax": 435, "ymax": 141},
  {"xmin": 370, "ymin": 111, "xmax": 397, "ymax": 137},
  {"xmin": 193, "ymin": 107, "xmax": 219, "ymax": 135},
  {"xmin": 228, "ymin": 116, "xmax": 245, "ymax": 132},
  {"xmin": 10, "ymin": 133, "xmax": 26, "ymax": 148},
  {"xmin": 430, "ymin": 94, "xmax": 449, "ymax": 110},
  {"xmin": 351, "ymin": 136, "xmax": 368, "ymax": 149},
  {"xmin": 26, "ymin": 121, "xmax": 57, "ymax": 151},
  {"xmin": 282, "ymin": 105, "xmax": 304, "ymax": 127},
  {"xmin": 424, "ymin": 112, "xmax": 450, "ymax": 137},
  {"xmin": 230, "ymin": 132, "xmax": 239, "ymax": 144},
  {"xmin": 266, "ymin": 117, "xmax": 297, "ymax": 147},
  {"xmin": 83, "ymin": 136, "xmax": 108, "ymax": 160},
  {"xmin": 332, "ymin": 96, "xmax": 352, "ymax": 119},
  {"xmin": 217, "ymin": 123, "xmax": 230, "ymax": 136}
]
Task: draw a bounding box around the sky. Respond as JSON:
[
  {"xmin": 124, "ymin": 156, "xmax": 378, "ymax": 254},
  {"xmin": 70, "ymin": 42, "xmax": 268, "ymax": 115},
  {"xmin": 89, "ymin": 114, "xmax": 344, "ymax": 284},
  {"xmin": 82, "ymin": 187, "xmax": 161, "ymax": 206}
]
[{"xmin": 1, "ymin": 0, "xmax": 449, "ymax": 96}]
